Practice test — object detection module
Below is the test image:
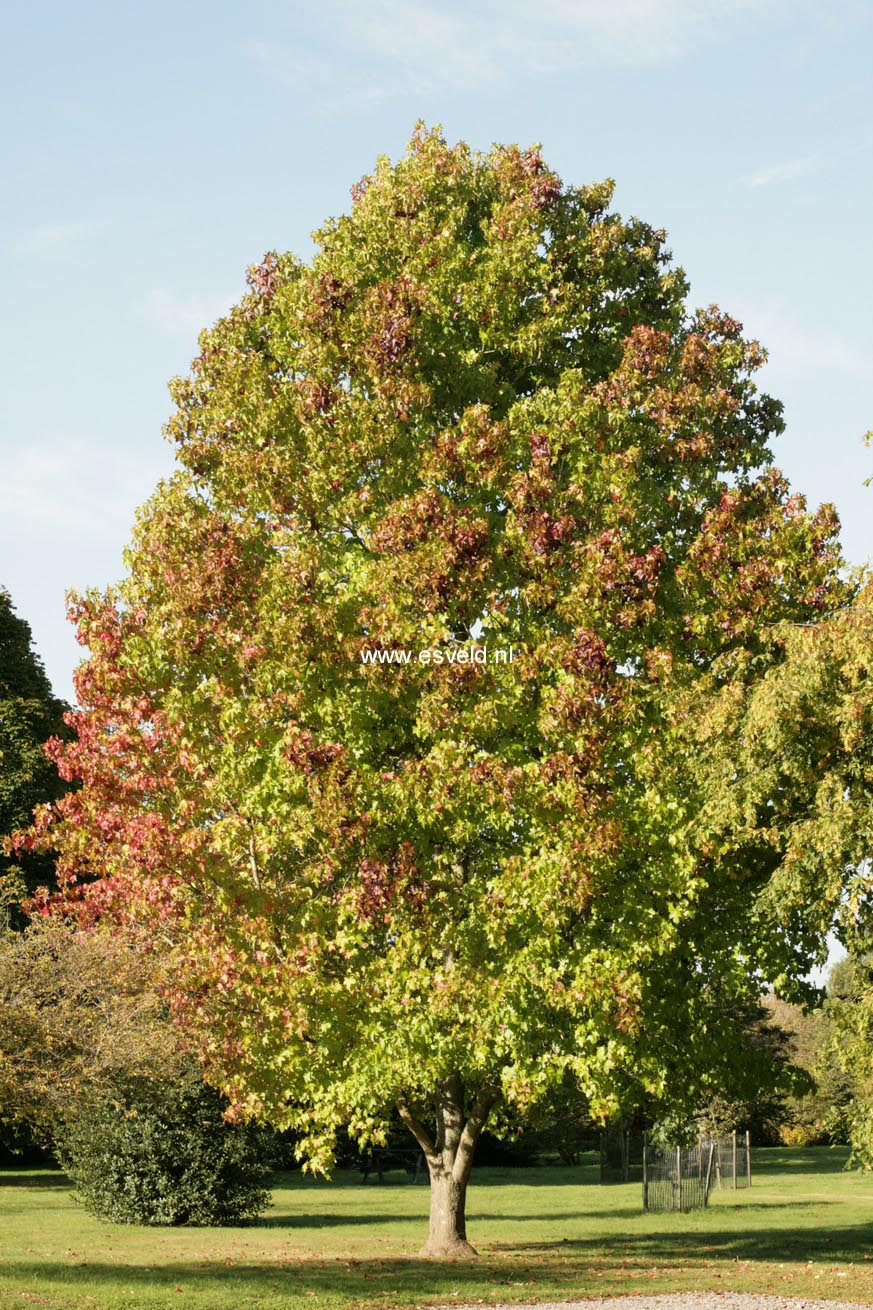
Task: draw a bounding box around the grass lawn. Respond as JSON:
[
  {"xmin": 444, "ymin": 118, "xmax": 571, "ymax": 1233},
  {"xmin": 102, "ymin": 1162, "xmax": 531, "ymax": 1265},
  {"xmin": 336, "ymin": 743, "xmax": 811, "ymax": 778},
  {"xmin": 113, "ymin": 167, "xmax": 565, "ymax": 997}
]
[{"xmin": 1, "ymin": 1147, "xmax": 872, "ymax": 1309}]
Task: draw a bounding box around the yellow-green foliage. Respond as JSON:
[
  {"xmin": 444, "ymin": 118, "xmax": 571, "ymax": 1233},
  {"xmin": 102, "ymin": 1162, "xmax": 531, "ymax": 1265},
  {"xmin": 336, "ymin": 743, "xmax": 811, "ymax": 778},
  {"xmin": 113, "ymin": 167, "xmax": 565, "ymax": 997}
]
[{"xmin": 30, "ymin": 129, "xmax": 849, "ymax": 1192}]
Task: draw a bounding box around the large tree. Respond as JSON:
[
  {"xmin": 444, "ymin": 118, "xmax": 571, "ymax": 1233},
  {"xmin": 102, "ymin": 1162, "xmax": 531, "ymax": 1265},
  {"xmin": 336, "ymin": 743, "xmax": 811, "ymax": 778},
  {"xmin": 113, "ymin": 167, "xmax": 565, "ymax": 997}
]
[{"xmin": 26, "ymin": 128, "xmax": 847, "ymax": 1255}]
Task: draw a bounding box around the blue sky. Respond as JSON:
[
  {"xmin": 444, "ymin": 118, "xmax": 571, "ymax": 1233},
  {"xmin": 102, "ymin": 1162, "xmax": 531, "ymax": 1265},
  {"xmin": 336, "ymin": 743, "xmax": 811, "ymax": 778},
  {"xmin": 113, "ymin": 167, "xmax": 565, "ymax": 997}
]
[{"xmin": 1, "ymin": 0, "xmax": 871, "ymax": 702}]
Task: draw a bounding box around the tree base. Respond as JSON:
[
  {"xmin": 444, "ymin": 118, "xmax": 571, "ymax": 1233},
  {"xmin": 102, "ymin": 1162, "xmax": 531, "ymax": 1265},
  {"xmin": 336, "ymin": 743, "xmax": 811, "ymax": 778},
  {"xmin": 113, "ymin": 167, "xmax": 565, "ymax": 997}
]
[{"xmin": 418, "ymin": 1237, "xmax": 478, "ymax": 1259}]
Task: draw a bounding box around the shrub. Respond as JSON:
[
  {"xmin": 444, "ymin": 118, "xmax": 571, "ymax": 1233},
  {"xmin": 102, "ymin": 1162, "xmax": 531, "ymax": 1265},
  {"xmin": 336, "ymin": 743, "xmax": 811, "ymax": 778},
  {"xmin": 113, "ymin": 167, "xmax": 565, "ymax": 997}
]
[
  {"xmin": 779, "ymin": 1121, "xmax": 824, "ymax": 1148},
  {"xmin": 57, "ymin": 1075, "xmax": 275, "ymax": 1225}
]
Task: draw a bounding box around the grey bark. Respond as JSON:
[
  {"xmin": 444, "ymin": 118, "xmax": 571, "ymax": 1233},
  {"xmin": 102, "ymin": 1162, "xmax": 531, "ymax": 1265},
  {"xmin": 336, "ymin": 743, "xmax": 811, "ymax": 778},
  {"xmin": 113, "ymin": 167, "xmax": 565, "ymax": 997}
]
[{"xmin": 397, "ymin": 1075, "xmax": 496, "ymax": 1258}]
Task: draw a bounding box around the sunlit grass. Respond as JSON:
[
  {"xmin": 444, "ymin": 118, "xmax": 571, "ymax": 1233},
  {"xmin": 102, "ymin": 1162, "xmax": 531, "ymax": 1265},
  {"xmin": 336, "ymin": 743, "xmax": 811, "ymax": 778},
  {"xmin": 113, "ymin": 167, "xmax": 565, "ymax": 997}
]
[{"xmin": 1, "ymin": 1147, "xmax": 871, "ymax": 1308}]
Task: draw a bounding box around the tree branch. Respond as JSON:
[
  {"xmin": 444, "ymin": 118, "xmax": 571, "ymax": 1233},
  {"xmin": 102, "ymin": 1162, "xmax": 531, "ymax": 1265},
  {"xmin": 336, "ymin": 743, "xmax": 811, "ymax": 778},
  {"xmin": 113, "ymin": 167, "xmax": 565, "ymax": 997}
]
[
  {"xmin": 452, "ymin": 1085, "xmax": 499, "ymax": 1185},
  {"xmin": 247, "ymin": 826, "xmax": 262, "ymax": 891},
  {"xmin": 397, "ymin": 1096, "xmax": 439, "ymax": 1167}
]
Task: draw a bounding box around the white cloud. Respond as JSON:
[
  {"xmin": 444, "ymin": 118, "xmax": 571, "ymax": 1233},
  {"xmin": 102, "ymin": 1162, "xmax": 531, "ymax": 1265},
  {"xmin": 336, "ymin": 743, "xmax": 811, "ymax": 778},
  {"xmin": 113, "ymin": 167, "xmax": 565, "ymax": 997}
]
[
  {"xmin": 748, "ymin": 307, "xmax": 872, "ymax": 379},
  {"xmin": 134, "ymin": 288, "xmax": 235, "ymax": 339},
  {"xmin": 0, "ymin": 435, "xmax": 172, "ymax": 546},
  {"xmin": 246, "ymin": 39, "xmax": 390, "ymax": 102},
  {"xmin": 528, "ymin": 0, "xmax": 775, "ymax": 64},
  {"xmin": 746, "ymin": 155, "xmax": 824, "ymax": 187},
  {"xmin": 14, "ymin": 219, "xmax": 106, "ymax": 256},
  {"xmin": 745, "ymin": 126, "xmax": 873, "ymax": 189},
  {"xmin": 247, "ymin": 0, "xmax": 797, "ymax": 103}
]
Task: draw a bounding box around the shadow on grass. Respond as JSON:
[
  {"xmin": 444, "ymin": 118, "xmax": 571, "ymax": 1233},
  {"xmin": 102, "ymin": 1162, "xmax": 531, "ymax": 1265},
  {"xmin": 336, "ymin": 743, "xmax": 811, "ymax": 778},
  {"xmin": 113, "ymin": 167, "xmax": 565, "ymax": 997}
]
[
  {"xmin": 470, "ymin": 1200, "xmax": 836, "ymax": 1222},
  {"xmin": 0, "ymin": 1170, "xmax": 72, "ymax": 1188},
  {"xmin": 260, "ymin": 1211, "xmax": 417, "ymax": 1228},
  {"xmin": 3, "ymin": 1215, "xmax": 872, "ymax": 1302},
  {"xmin": 514, "ymin": 1222, "xmax": 871, "ymax": 1261},
  {"xmin": 277, "ymin": 1169, "xmax": 605, "ymax": 1191},
  {"xmin": 1, "ymin": 1222, "xmax": 870, "ymax": 1305},
  {"xmin": 261, "ymin": 1208, "xmax": 658, "ymax": 1228}
]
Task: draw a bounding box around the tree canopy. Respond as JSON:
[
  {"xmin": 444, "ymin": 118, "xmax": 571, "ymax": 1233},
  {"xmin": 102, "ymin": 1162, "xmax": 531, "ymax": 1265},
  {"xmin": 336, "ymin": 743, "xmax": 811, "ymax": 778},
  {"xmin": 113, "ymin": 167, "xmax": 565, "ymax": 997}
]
[{"xmin": 26, "ymin": 127, "xmax": 851, "ymax": 1255}]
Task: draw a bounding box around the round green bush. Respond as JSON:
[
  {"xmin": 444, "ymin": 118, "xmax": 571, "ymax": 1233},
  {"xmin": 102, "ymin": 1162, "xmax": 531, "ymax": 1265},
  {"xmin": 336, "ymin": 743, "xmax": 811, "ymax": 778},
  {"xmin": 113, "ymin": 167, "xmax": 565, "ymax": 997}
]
[{"xmin": 57, "ymin": 1076, "xmax": 275, "ymax": 1225}]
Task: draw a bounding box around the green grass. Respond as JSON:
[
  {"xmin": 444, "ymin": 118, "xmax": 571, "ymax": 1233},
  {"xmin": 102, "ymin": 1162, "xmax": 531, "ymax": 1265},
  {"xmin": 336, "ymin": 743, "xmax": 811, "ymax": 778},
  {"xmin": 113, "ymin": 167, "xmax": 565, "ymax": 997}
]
[{"xmin": 1, "ymin": 1148, "xmax": 872, "ymax": 1309}]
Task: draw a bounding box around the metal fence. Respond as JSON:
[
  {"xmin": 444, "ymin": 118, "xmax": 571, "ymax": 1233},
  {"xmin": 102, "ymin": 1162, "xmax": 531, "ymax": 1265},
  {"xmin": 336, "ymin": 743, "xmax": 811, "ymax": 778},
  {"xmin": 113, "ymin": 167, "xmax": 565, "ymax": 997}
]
[
  {"xmin": 642, "ymin": 1131, "xmax": 751, "ymax": 1212},
  {"xmin": 712, "ymin": 1130, "xmax": 752, "ymax": 1190},
  {"xmin": 643, "ymin": 1138, "xmax": 716, "ymax": 1212}
]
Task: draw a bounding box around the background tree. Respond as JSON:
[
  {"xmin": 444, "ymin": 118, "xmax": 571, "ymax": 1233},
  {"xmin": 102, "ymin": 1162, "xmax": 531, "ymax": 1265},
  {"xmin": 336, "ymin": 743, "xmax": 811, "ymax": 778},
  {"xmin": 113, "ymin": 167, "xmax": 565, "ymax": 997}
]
[
  {"xmin": 594, "ymin": 985, "xmax": 806, "ymax": 1148},
  {"xmin": 683, "ymin": 566, "xmax": 873, "ymax": 1160},
  {"xmin": 521, "ymin": 1073, "xmax": 595, "ymax": 1167},
  {"xmin": 763, "ymin": 981, "xmax": 855, "ymax": 1147},
  {"xmin": 0, "ymin": 588, "xmax": 68, "ymax": 925},
  {"xmin": 693, "ymin": 997, "xmax": 805, "ymax": 1144},
  {"xmin": 820, "ymin": 954, "xmax": 873, "ymax": 1165},
  {"xmin": 28, "ymin": 127, "xmax": 847, "ymax": 1256},
  {"xmin": 762, "ymin": 994, "xmax": 830, "ymax": 1145},
  {"xmin": 0, "ymin": 917, "xmax": 182, "ymax": 1137}
]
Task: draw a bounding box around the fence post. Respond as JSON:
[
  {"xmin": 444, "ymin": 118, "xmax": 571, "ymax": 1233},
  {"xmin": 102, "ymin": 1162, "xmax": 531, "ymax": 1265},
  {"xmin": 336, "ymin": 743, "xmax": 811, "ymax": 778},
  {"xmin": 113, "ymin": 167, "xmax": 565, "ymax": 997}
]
[
  {"xmin": 703, "ymin": 1141, "xmax": 715, "ymax": 1207},
  {"xmin": 732, "ymin": 1130, "xmax": 737, "ymax": 1190},
  {"xmin": 676, "ymin": 1145, "xmax": 683, "ymax": 1212},
  {"xmin": 642, "ymin": 1131, "xmax": 648, "ymax": 1212},
  {"xmin": 746, "ymin": 1129, "xmax": 751, "ymax": 1187}
]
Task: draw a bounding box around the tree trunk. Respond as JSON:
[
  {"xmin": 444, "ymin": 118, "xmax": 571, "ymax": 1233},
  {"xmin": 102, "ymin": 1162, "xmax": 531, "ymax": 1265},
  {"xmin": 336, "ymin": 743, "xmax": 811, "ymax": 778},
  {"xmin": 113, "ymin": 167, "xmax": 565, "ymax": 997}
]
[
  {"xmin": 397, "ymin": 1075, "xmax": 496, "ymax": 1260},
  {"xmin": 421, "ymin": 1167, "xmax": 474, "ymax": 1258}
]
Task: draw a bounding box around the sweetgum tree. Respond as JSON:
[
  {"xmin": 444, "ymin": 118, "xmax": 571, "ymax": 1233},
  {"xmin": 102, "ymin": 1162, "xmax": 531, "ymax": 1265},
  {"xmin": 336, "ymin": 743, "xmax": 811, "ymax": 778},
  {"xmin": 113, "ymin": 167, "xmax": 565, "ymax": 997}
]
[{"xmin": 29, "ymin": 128, "xmax": 847, "ymax": 1255}]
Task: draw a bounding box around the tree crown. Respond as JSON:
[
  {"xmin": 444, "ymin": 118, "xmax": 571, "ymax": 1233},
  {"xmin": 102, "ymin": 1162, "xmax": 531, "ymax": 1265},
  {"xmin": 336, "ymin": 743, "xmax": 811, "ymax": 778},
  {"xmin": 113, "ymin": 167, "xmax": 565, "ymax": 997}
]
[{"xmin": 31, "ymin": 128, "xmax": 847, "ymax": 1166}]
